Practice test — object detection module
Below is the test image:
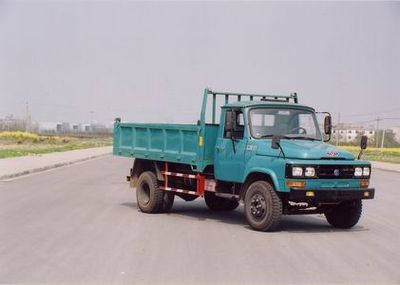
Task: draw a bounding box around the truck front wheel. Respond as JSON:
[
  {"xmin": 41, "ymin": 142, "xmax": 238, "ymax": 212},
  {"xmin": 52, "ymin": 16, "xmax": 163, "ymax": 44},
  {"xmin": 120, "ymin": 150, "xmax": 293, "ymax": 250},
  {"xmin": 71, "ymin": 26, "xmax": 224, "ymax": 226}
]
[
  {"xmin": 204, "ymin": 192, "xmax": 239, "ymax": 211},
  {"xmin": 244, "ymin": 180, "xmax": 282, "ymax": 231},
  {"xmin": 325, "ymin": 200, "xmax": 362, "ymax": 229},
  {"xmin": 136, "ymin": 171, "xmax": 164, "ymax": 213}
]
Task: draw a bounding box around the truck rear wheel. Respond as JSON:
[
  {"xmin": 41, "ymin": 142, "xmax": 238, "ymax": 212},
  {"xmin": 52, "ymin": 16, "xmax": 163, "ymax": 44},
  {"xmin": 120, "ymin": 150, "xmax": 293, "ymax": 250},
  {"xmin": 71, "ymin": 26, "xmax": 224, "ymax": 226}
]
[
  {"xmin": 136, "ymin": 171, "xmax": 164, "ymax": 213},
  {"xmin": 244, "ymin": 180, "xmax": 282, "ymax": 231},
  {"xmin": 325, "ymin": 200, "xmax": 362, "ymax": 229},
  {"xmin": 204, "ymin": 192, "xmax": 239, "ymax": 211}
]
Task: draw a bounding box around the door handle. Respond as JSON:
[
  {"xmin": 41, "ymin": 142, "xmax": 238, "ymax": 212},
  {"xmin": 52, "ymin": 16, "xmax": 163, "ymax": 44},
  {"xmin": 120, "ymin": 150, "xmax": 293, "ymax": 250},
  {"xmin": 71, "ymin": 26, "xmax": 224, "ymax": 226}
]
[{"xmin": 216, "ymin": 146, "xmax": 225, "ymax": 152}]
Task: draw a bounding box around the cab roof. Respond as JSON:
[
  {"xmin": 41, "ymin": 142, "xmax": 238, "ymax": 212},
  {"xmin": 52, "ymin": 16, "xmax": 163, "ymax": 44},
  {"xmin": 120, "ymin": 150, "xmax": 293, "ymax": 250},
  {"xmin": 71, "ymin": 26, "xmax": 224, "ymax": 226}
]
[{"xmin": 222, "ymin": 100, "xmax": 315, "ymax": 112}]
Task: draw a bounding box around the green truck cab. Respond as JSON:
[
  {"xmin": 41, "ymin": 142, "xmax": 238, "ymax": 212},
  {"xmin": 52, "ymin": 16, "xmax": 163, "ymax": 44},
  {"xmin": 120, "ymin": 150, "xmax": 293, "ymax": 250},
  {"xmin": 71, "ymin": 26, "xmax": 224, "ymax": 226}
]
[{"xmin": 113, "ymin": 88, "xmax": 374, "ymax": 231}]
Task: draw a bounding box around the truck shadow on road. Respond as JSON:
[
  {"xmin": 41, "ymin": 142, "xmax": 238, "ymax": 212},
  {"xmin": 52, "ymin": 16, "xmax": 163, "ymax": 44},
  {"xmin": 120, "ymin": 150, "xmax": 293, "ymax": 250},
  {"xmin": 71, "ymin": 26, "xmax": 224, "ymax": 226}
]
[{"xmin": 121, "ymin": 201, "xmax": 368, "ymax": 234}]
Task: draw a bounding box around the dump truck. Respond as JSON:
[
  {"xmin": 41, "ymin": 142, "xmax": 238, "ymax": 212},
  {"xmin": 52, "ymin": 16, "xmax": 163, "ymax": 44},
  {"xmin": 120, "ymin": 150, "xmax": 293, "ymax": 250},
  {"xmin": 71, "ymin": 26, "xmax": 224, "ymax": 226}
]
[{"xmin": 113, "ymin": 88, "xmax": 374, "ymax": 231}]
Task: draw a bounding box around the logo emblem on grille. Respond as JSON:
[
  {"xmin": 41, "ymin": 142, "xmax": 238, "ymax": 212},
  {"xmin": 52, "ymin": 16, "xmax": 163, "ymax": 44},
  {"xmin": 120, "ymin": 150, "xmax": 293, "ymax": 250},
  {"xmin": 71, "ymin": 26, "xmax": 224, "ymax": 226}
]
[
  {"xmin": 327, "ymin": 152, "xmax": 339, "ymax": 157},
  {"xmin": 333, "ymin": 169, "xmax": 340, "ymax": 176}
]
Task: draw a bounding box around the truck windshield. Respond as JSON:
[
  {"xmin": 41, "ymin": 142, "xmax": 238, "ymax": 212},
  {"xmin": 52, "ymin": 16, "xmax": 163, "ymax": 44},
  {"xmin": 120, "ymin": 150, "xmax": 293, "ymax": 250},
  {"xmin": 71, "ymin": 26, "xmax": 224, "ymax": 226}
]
[{"xmin": 249, "ymin": 108, "xmax": 322, "ymax": 141}]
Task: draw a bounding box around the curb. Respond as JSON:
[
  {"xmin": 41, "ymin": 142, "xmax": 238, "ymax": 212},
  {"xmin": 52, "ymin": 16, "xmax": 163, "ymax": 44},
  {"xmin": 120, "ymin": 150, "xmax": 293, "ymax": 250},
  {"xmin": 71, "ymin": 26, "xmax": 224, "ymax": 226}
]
[{"xmin": 0, "ymin": 153, "xmax": 111, "ymax": 181}]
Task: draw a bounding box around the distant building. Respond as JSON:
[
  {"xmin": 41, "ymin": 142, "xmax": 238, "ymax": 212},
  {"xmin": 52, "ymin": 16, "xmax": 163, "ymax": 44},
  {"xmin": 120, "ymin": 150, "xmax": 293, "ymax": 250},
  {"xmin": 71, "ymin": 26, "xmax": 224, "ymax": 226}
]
[
  {"xmin": 82, "ymin": 124, "xmax": 91, "ymax": 132},
  {"xmin": 332, "ymin": 124, "xmax": 375, "ymax": 143},
  {"xmin": 0, "ymin": 115, "xmax": 26, "ymax": 131},
  {"xmin": 36, "ymin": 121, "xmax": 112, "ymax": 134},
  {"xmin": 71, "ymin": 123, "xmax": 86, "ymax": 132},
  {"xmin": 39, "ymin": 122, "xmax": 71, "ymax": 133},
  {"xmin": 38, "ymin": 122, "xmax": 58, "ymax": 133}
]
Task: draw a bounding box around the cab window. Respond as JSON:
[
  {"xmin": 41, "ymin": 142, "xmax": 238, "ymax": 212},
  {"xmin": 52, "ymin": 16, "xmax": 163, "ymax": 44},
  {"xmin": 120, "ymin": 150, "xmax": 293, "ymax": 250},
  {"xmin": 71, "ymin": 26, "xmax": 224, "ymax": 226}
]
[{"xmin": 224, "ymin": 109, "xmax": 244, "ymax": 139}]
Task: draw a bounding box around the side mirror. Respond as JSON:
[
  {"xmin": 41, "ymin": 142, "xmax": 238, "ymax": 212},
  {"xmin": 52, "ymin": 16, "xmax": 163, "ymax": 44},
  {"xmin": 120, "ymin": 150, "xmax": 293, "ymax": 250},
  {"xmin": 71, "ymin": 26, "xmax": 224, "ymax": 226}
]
[
  {"xmin": 324, "ymin": 115, "xmax": 332, "ymax": 135},
  {"xmin": 358, "ymin": 135, "xmax": 368, "ymax": 159},
  {"xmin": 271, "ymin": 135, "xmax": 281, "ymax": 149},
  {"xmin": 360, "ymin": 135, "xmax": 368, "ymax": 150}
]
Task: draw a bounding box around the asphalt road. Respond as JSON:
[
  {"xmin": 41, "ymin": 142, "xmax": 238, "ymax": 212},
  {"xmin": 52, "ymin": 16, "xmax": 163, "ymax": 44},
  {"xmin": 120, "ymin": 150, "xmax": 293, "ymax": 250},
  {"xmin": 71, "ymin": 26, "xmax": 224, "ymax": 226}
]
[{"xmin": 1, "ymin": 156, "xmax": 399, "ymax": 284}]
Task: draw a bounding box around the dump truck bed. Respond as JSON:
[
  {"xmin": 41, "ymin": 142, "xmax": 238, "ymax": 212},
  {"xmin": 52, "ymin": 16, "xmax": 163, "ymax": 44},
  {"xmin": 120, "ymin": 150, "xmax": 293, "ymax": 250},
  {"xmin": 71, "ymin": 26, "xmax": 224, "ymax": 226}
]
[
  {"xmin": 113, "ymin": 89, "xmax": 298, "ymax": 171},
  {"xmin": 113, "ymin": 122, "xmax": 218, "ymax": 172}
]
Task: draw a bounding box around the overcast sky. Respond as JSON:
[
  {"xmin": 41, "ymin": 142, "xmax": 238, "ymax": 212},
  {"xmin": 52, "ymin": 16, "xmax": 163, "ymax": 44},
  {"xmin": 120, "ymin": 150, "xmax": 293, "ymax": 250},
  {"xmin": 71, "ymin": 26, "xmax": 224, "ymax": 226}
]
[{"xmin": 0, "ymin": 1, "xmax": 399, "ymax": 127}]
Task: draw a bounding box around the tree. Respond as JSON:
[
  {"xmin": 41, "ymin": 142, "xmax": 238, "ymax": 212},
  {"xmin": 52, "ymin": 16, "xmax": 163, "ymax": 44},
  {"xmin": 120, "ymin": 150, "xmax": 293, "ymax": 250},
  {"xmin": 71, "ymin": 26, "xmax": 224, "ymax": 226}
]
[{"xmin": 376, "ymin": 130, "xmax": 400, "ymax": 147}]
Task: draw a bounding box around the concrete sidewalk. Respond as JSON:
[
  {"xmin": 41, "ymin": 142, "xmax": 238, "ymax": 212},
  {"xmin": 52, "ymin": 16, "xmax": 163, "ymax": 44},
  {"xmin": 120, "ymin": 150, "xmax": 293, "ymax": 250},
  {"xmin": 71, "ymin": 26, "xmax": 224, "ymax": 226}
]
[
  {"xmin": 371, "ymin": 161, "xmax": 400, "ymax": 173},
  {"xmin": 0, "ymin": 146, "xmax": 112, "ymax": 180}
]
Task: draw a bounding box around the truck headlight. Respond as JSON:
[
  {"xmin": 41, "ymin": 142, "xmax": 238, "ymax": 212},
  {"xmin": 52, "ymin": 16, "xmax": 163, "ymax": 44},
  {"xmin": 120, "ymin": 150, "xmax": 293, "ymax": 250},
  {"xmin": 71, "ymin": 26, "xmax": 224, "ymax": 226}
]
[
  {"xmin": 354, "ymin": 167, "xmax": 363, "ymax": 177},
  {"xmin": 292, "ymin": 167, "xmax": 303, "ymax": 177},
  {"xmin": 363, "ymin": 167, "xmax": 370, "ymax": 177},
  {"xmin": 305, "ymin": 167, "xmax": 315, "ymax": 177}
]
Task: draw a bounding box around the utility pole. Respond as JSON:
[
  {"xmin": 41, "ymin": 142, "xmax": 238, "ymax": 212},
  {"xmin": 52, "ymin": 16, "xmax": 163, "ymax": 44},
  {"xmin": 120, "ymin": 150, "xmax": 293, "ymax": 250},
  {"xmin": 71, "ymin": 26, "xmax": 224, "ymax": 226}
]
[
  {"xmin": 375, "ymin": 117, "xmax": 382, "ymax": 148},
  {"xmin": 380, "ymin": 128, "xmax": 386, "ymax": 150},
  {"xmin": 25, "ymin": 101, "xmax": 31, "ymax": 132},
  {"xmin": 90, "ymin": 111, "xmax": 94, "ymax": 132}
]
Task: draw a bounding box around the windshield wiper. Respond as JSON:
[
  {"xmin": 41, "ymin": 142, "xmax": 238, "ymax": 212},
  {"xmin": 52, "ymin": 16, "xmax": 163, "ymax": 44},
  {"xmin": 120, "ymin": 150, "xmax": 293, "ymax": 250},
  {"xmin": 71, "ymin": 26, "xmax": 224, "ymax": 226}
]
[
  {"xmin": 258, "ymin": 134, "xmax": 318, "ymax": 141},
  {"xmin": 258, "ymin": 134, "xmax": 274, "ymax": 138},
  {"xmin": 281, "ymin": 135, "xmax": 318, "ymax": 141}
]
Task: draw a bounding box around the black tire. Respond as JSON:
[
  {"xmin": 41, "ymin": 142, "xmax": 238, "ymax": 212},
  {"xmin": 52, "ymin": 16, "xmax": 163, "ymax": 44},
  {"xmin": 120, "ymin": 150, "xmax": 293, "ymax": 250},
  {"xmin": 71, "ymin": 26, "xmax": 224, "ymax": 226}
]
[
  {"xmin": 244, "ymin": 180, "xmax": 282, "ymax": 231},
  {"xmin": 136, "ymin": 171, "xmax": 164, "ymax": 213},
  {"xmin": 162, "ymin": 191, "xmax": 175, "ymax": 212},
  {"xmin": 224, "ymin": 199, "xmax": 240, "ymax": 211},
  {"xmin": 325, "ymin": 200, "xmax": 362, "ymax": 229},
  {"xmin": 204, "ymin": 192, "xmax": 239, "ymax": 211}
]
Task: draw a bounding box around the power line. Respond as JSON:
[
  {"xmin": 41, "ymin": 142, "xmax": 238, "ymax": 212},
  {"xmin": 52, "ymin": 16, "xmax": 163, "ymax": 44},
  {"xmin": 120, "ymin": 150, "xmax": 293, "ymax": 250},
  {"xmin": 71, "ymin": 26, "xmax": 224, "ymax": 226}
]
[
  {"xmin": 352, "ymin": 117, "xmax": 400, "ymax": 126},
  {"xmin": 341, "ymin": 107, "xmax": 400, "ymax": 118},
  {"xmin": 353, "ymin": 119, "xmax": 377, "ymax": 125}
]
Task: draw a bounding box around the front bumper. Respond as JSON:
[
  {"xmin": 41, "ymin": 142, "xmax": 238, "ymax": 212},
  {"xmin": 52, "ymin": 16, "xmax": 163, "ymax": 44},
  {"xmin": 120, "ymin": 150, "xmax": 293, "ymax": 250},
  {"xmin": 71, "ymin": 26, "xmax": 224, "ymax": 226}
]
[{"xmin": 287, "ymin": 188, "xmax": 375, "ymax": 202}]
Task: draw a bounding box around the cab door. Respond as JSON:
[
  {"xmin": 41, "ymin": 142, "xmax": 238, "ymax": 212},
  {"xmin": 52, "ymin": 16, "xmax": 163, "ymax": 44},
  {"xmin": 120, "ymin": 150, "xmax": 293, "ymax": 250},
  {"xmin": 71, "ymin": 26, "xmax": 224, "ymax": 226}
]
[{"xmin": 214, "ymin": 108, "xmax": 248, "ymax": 183}]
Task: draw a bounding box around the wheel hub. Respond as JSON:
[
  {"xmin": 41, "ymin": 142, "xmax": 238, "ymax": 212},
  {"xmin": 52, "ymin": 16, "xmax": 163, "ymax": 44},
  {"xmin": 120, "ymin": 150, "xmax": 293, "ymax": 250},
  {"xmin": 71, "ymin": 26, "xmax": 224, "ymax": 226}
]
[
  {"xmin": 139, "ymin": 182, "xmax": 151, "ymax": 205},
  {"xmin": 250, "ymin": 193, "xmax": 266, "ymax": 218}
]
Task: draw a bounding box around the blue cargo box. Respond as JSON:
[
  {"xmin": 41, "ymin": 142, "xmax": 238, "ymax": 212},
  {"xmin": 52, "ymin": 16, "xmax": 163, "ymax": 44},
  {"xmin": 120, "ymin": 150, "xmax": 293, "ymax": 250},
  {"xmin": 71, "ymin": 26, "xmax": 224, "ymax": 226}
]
[{"xmin": 113, "ymin": 122, "xmax": 218, "ymax": 172}]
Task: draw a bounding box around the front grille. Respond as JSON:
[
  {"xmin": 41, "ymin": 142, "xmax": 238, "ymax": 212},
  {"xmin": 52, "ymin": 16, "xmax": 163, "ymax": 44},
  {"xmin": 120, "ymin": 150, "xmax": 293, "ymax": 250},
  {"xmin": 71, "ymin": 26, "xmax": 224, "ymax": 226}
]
[
  {"xmin": 285, "ymin": 164, "xmax": 366, "ymax": 179},
  {"xmin": 317, "ymin": 165, "xmax": 354, "ymax": 179}
]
